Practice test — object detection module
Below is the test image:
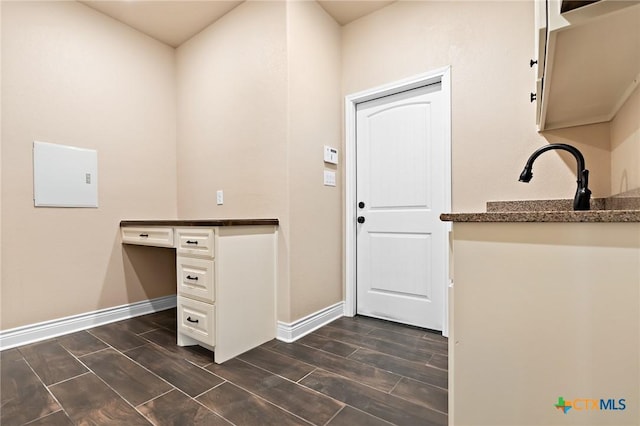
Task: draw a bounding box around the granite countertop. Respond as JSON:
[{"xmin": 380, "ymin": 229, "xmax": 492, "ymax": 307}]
[
  {"xmin": 120, "ymin": 219, "xmax": 279, "ymax": 227},
  {"xmin": 440, "ymin": 189, "xmax": 640, "ymax": 223}
]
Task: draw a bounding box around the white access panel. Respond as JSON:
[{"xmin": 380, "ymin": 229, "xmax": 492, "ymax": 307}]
[{"xmin": 33, "ymin": 141, "xmax": 98, "ymax": 207}]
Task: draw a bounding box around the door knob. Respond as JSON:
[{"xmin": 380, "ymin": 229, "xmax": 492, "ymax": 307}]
[
  {"xmin": 358, "ymin": 201, "xmax": 365, "ymax": 208},
  {"xmin": 357, "ymin": 216, "xmax": 365, "ymax": 224}
]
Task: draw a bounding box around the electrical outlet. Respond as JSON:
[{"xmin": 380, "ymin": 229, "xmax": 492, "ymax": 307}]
[{"xmin": 216, "ymin": 190, "xmax": 224, "ymax": 205}]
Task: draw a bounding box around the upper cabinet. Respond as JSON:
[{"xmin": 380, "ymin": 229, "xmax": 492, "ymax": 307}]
[{"xmin": 534, "ymin": 0, "xmax": 640, "ymax": 131}]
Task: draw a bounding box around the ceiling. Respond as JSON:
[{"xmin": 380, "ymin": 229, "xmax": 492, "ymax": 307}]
[
  {"xmin": 317, "ymin": 0, "xmax": 396, "ymax": 26},
  {"xmin": 80, "ymin": 1, "xmax": 396, "ymax": 48}
]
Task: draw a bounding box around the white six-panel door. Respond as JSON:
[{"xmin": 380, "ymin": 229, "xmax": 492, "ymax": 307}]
[{"xmin": 356, "ymin": 83, "xmax": 446, "ymax": 330}]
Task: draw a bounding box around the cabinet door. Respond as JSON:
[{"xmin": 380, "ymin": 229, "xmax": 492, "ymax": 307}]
[
  {"xmin": 534, "ymin": 0, "xmax": 546, "ymax": 81},
  {"xmin": 177, "ymin": 256, "xmax": 215, "ymax": 303}
]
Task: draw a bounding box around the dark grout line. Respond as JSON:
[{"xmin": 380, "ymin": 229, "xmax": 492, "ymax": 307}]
[
  {"xmin": 322, "ymin": 405, "xmax": 346, "ymax": 426},
  {"xmin": 192, "ymin": 379, "xmax": 228, "ymax": 400},
  {"xmin": 134, "ymin": 387, "xmax": 175, "ymax": 408}
]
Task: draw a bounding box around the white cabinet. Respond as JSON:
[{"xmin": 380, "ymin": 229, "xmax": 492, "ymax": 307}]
[
  {"xmin": 533, "ymin": 0, "xmax": 546, "ymax": 124},
  {"xmin": 121, "ymin": 222, "xmax": 277, "ymax": 364},
  {"xmin": 448, "ymin": 222, "xmax": 640, "ymax": 425},
  {"xmin": 534, "ymin": 0, "xmax": 640, "ymax": 130},
  {"xmin": 175, "ymin": 228, "xmax": 217, "ymax": 349}
]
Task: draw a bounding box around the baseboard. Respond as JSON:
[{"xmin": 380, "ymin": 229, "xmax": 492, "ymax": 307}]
[
  {"xmin": 277, "ymin": 301, "xmax": 344, "ymax": 343},
  {"xmin": 0, "ymin": 295, "xmax": 177, "ymax": 351}
]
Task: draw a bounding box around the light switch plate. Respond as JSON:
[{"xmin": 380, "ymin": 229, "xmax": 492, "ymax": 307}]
[
  {"xmin": 323, "ymin": 145, "xmax": 338, "ymax": 164},
  {"xmin": 323, "ymin": 170, "xmax": 336, "ymax": 186},
  {"xmin": 216, "ymin": 190, "xmax": 224, "ymax": 205}
]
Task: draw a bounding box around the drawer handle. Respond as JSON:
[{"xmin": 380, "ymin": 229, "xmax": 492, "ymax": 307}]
[
  {"xmin": 186, "ymin": 316, "xmax": 199, "ymax": 324},
  {"xmin": 186, "ymin": 240, "xmax": 198, "ymax": 245},
  {"xmin": 139, "ymin": 233, "xmax": 149, "ymax": 238},
  {"xmin": 186, "ymin": 275, "xmax": 199, "ymax": 281}
]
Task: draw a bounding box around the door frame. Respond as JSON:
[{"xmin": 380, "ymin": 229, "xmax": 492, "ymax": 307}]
[{"xmin": 344, "ymin": 67, "xmax": 452, "ymax": 336}]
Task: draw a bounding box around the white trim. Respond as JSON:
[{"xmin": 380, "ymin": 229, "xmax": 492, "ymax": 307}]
[
  {"xmin": 276, "ymin": 301, "xmax": 344, "ymax": 343},
  {"xmin": 0, "ymin": 295, "xmax": 177, "ymax": 350},
  {"xmin": 344, "ymin": 67, "xmax": 452, "ymax": 336}
]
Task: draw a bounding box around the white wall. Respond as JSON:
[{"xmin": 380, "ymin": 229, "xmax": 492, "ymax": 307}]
[
  {"xmin": 3, "ymin": 0, "xmax": 634, "ymax": 333},
  {"xmin": 287, "ymin": 0, "xmax": 342, "ymax": 320},
  {"xmin": 176, "ymin": 1, "xmax": 292, "ymax": 320},
  {"xmin": 611, "ymin": 87, "xmax": 640, "ymax": 194},
  {"xmin": 176, "ymin": 0, "xmax": 343, "ymax": 323},
  {"xmin": 342, "ymin": 0, "xmax": 612, "ymax": 212},
  {"xmin": 1, "ymin": 1, "xmax": 178, "ymax": 329}
]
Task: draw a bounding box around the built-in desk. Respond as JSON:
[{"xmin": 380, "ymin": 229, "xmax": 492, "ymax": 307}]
[{"xmin": 120, "ymin": 219, "xmax": 278, "ymax": 364}]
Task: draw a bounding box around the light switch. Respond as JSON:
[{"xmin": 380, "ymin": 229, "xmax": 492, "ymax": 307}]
[
  {"xmin": 216, "ymin": 190, "xmax": 223, "ymax": 205},
  {"xmin": 323, "ymin": 146, "xmax": 338, "ymax": 165},
  {"xmin": 323, "ymin": 170, "xmax": 336, "ymax": 187}
]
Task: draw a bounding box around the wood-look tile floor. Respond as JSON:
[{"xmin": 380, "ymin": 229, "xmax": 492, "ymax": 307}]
[{"xmin": 1, "ymin": 309, "xmax": 448, "ymax": 426}]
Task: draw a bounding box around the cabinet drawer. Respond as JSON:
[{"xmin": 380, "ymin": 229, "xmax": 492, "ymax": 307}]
[
  {"xmin": 176, "ymin": 228, "xmax": 214, "ymax": 257},
  {"xmin": 177, "ymin": 256, "xmax": 215, "ymax": 303},
  {"xmin": 121, "ymin": 227, "xmax": 174, "ymax": 248},
  {"xmin": 177, "ymin": 296, "xmax": 215, "ymax": 346}
]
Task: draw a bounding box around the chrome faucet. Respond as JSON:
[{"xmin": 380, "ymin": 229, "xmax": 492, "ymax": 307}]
[{"xmin": 518, "ymin": 143, "xmax": 591, "ymax": 211}]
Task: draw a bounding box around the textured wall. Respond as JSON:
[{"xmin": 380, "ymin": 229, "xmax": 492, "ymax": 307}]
[
  {"xmin": 175, "ymin": 1, "xmax": 291, "ymax": 319},
  {"xmin": 611, "ymin": 87, "xmax": 640, "ymax": 195},
  {"xmin": 342, "ymin": 0, "xmax": 612, "ymax": 212},
  {"xmin": 1, "ymin": 1, "xmax": 178, "ymax": 329},
  {"xmin": 287, "ymin": 0, "xmax": 343, "ymax": 320}
]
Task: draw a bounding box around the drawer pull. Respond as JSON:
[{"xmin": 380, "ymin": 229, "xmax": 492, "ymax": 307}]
[
  {"xmin": 186, "ymin": 316, "xmax": 199, "ymax": 324},
  {"xmin": 139, "ymin": 233, "xmax": 149, "ymax": 237},
  {"xmin": 186, "ymin": 275, "xmax": 199, "ymax": 281},
  {"xmin": 186, "ymin": 240, "xmax": 198, "ymax": 245}
]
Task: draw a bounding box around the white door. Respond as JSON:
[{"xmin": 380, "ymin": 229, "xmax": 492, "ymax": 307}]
[{"xmin": 356, "ymin": 83, "xmax": 447, "ymax": 330}]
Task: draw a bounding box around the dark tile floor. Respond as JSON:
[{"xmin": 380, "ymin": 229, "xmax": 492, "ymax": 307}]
[{"xmin": 1, "ymin": 309, "xmax": 448, "ymax": 426}]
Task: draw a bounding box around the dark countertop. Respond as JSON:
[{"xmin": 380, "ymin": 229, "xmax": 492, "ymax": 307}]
[
  {"xmin": 440, "ymin": 190, "xmax": 640, "ymax": 223},
  {"xmin": 440, "ymin": 210, "xmax": 640, "ymax": 223},
  {"xmin": 120, "ymin": 219, "xmax": 279, "ymax": 227}
]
